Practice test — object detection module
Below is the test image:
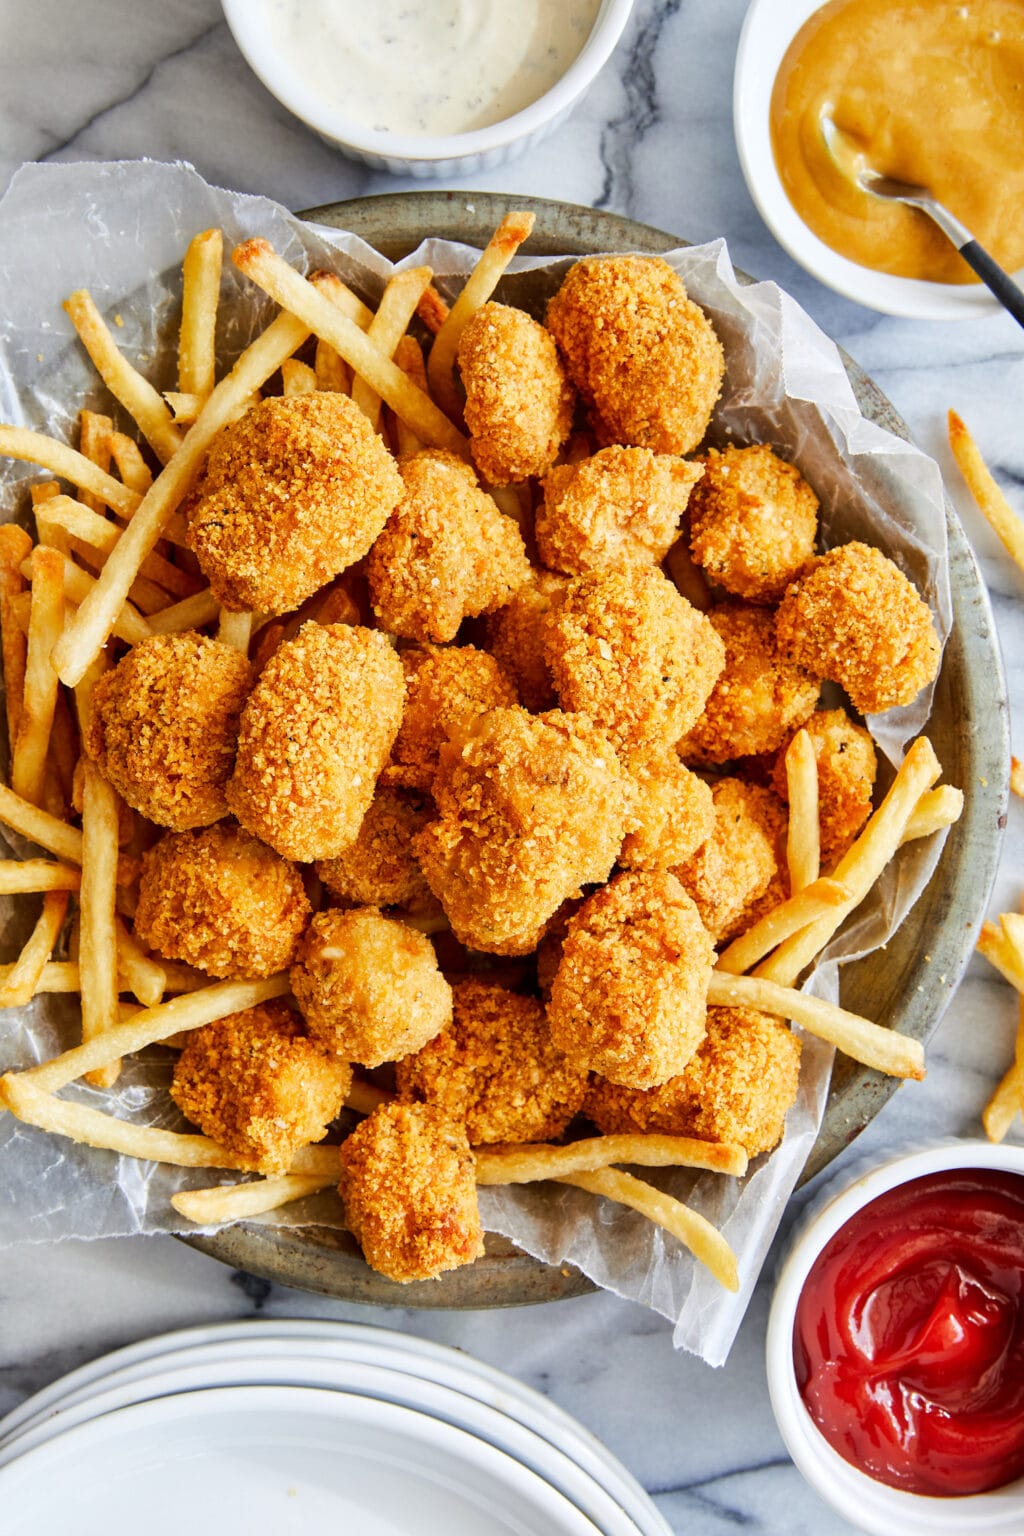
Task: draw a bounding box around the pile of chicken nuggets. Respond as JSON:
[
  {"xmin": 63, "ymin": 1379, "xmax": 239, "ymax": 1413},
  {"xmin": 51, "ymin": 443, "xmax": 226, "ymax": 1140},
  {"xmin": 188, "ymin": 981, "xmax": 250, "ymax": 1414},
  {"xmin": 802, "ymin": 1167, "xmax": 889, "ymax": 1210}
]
[{"xmin": 87, "ymin": 251, "xmax": 941, "ymax": 1284}]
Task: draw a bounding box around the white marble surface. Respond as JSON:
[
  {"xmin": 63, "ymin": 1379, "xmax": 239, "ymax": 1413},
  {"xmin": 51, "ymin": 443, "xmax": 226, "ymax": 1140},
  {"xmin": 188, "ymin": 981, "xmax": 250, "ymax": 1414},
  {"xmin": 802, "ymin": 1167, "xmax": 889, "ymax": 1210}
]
[{"xmin": 1, "ymin": 2, "xmax": 1023, "ymax": 1532}]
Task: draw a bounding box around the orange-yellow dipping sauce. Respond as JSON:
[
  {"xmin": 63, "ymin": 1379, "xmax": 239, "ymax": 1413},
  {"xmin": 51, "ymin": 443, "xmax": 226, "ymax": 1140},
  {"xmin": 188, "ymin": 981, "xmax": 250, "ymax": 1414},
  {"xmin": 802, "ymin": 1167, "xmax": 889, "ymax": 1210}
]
[{"xmin": 770, "ymin": 0, "xmax": 1024, "ymax": 283}]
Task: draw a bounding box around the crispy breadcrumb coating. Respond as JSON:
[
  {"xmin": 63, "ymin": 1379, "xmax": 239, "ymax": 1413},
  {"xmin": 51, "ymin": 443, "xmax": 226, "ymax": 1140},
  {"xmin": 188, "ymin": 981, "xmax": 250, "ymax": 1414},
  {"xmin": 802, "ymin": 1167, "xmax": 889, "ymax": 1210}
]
[
  {"xmin": 415, "ymin": 706, "xmax": 629, "ymax": 956},
  {"xmin": 585, "ymin": 1006, "xmax": 801, "ymax": 1158},
  {"xmin": 485, "ymin": 570, "xmax": 567, "ymax": 712},
  {"xmin": 457, "ymin": 302, "xmax": 575, "ymax": 485},
  {"xmin": 184, "ymin": 393, "xmax": 402, "ymax": 614},
  {"xmin": 134, "ymin": 821, "xmax": 310, "ymax": 978},
  {"xmin": 367, "ymin": 450, "xmax": 531, "ymax": 643},
  {"xmin": 772, "ymin": 707, "xmax": 878, "ymax": 866},
  {"xmin": 678, "ymin": 605, "xmax": 820, "ymax": 764},
  {"xmin": 385, "ymin": 645, "xmax": 518, "ymax": 791},
  {"xmin": 291, "ymin": 907, "xmax": 452, "ymax": 1068},
  {"xmin": 673, "ymin": 777, "xmax": 787, "ymax": 944},
  {"xmin": 315, "ymin": 785, "xmax": 434, "ymax": 908},
  {"xmin": 546, "ymin": 256, "xmax": 725, "ymax": 454},
  {"xmin": 545, "ymin": 567, "xmax": 726, "ymax": 753},
  {"xmin": 396, "ymin": 978, "xmax": 587, "ymax": 1144},
  {"xmin": 619, "ymin": 750, "xmax": 715, "ymax": 869},
  {"xmin": 547, "ymin": 869, "xmax": 714, "ymax": 1090},
  {"xmin": 536, "ymin": 446, "xmax": 703, "ymax": 575},
  {"xmin": 227, "ymin": 622, "xmax": 405, "ymax": 863},
  {"xmin": 86, "ymin": 632, "xmax": 252, "ymax": 831},
  {"xmin": 688, "ymin": 444, "xmax": 819, "ymax": 603},
  {"xmin": 775, "ymin": 542, "xmax": 941, "ymax": 715},
  {"xmin": 171, "ymin": 999, "xmax": 350, "ymax": 1174},
  {"xmin": 338, "ymin": 1102, "xmax": 484, "ymax": 1282}
]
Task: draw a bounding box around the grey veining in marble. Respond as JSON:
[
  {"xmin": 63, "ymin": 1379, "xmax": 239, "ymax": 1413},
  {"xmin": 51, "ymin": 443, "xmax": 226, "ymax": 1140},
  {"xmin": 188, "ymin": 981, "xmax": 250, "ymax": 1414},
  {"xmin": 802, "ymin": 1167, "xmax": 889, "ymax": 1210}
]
[{"xmin": 1, "ymin": 3, "xmax": 1023, "ymax": 1533}]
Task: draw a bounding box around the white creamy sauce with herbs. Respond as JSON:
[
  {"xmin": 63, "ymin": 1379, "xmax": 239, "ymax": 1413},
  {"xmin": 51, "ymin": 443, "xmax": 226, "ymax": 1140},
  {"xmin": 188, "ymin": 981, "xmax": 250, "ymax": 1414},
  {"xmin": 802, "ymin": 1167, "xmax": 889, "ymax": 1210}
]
[{"xmin": 264, "ymin": 0, "xmax": 602, "ymax": 137}]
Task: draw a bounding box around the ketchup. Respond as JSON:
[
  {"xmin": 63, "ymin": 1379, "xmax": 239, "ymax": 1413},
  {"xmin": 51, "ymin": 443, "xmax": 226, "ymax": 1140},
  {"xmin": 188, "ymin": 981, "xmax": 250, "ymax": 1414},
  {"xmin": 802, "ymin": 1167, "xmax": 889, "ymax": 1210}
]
[{"xmin": 793, "ymin": 1168, "xmax": 1024, "ymax": 1496}]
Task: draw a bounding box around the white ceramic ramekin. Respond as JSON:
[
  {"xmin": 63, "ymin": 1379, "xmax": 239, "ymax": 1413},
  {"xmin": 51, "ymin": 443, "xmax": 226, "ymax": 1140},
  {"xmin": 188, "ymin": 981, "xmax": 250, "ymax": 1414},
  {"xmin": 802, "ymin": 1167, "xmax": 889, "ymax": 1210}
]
[
  {"xmin": 221, "ymin": 0, "xmax": 635, "ymax": 178},
  {"xmin": 766, "ymin": 1140, "xmax": 1024, "ymax": 1536},
  {"xmin": 733, "ymin": 0, "xmax": 1015, "ymax": 320}
]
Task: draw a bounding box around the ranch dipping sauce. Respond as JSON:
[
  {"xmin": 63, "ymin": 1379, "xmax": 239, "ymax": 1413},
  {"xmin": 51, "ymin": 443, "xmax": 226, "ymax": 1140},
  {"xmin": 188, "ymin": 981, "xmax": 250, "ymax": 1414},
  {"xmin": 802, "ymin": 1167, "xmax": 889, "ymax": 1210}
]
[
  {"xmin": 770, "ymin": 0, "xmax": 1024, "ymax": 284},
  {"xmin": 263, "ymin": 0, "xmax": 603, "ymax": 138}
]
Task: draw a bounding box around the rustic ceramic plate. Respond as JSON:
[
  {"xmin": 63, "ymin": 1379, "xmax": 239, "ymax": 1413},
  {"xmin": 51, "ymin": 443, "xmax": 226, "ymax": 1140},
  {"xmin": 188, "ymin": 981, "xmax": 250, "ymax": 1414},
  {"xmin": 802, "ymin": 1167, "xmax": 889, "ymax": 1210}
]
[{"xmin": 183, "ymin": 192, "xmax": 1008, "ymax": 1306}]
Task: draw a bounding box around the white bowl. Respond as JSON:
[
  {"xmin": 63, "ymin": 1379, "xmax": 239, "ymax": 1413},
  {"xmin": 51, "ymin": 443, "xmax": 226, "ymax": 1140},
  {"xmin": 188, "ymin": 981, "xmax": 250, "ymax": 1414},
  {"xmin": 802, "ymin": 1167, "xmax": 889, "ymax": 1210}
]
[
  {"xmin": 222, "ymin": 0, "xmax": 635, "ymax": 178},
  {"xmin": 766, "ymin": 1140, "xmax": 1024, "ymax": 1536},
  {"xmin": 733, "ymin": 0, "xmax": 1016, "ymax": 319}
]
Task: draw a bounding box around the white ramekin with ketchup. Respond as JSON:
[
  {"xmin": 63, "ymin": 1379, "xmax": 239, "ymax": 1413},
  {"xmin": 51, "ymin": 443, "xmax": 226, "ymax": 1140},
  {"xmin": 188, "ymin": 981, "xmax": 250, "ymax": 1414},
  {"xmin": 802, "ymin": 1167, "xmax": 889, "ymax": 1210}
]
[{"xmin": 766, "ymin": 1140, "xmax": 1024, "ymax": 1536}]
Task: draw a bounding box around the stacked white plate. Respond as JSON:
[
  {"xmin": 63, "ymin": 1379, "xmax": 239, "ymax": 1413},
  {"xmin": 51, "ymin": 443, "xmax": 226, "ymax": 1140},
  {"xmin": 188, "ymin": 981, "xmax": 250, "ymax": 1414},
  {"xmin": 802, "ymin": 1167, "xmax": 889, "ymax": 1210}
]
[{"xmin": 0, "ymin": 1319, "xmax": 672, "ymax": 1535}]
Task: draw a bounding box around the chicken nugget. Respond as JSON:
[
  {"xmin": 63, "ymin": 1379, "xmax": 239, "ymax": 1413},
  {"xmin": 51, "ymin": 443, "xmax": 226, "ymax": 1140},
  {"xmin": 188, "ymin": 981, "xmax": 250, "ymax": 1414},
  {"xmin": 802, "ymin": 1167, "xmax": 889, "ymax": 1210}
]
[
  {"xmin": 368, "ymin": 450, "xmax": 531, "ymax": 643},
  {"xmin": 672, "ymin": 777, "xmax": 786, "ymax": 944},
  {"xmin": 545, "ymin": 566, "xmax": 726, "ymax": 753},
  {"xmin": 171, "ymin": 998, "xmax": 351, "ymax": 1174},
  {"xmin": 415, "ymin": 706, "xmax": 629, "ymax": 956},
  {"xmin": 396, "ymin": 978, "xmax": 587, "ymax": 1144},
  {"xmin": 772, "ymin": 707, "xmax": 878, "ymax": 866},
  {"xmin": 184, "ymin": 392, "xmax": 402, "ymax": 615},
  {"xmin": 619, "ymin": 750, "xmax": 715, "ymax": 869},
  {"xmin": 384, "ymin": 644, "xmax": 518, "ymax": 791},
  {"xmin": 775, "ymin": 541, "xmax": 941, "ymax": 715},
  {"xmin": 548, "ymin": 869, "xmax": 714, "ymax": 1090},
  {"xmin": 546, "ymin": 256, "xmax": 725, "ymax": 454},
  {"xmin": 585, "ymin": 1006, "xmax": 801, "ymax": 1158},
  {"xmin": 86, "ymin": 631, "xmax": 252, "ymax": 831},
  {"xmin": 315, "ymin": 784, "xmax": 434, "ymax": 909},
  {"xmin": 457, "ymin": 301, "xmax": 575, "ymax": 485},
  {"xmin": 134, "ymin": 820, "xmax": 310, "ymax": 978},
  {"xmin": 338, "ymin": 1101, "xmax": 484, "ymax": 1283},
  {"xmin": 536, "ymin": 445, "xmax": 703, "ymax": 575},
  {"xmin": 485, "ymin": 569, "xmax": 567, "ymax": 712},
  {"xmin": 678, "ymin": 604, "xmax": 819, "ymax": 764},
  {"xmin": 688, "ymin": 444, "xmax": 818, "ymax": 603},
  {"xmin": 291, "ymin": 907, "xmax": 452, "ymax": 1068},
  {"xmin": 227, "ymin": 622, "xmax": 405, "ymax": 863}
]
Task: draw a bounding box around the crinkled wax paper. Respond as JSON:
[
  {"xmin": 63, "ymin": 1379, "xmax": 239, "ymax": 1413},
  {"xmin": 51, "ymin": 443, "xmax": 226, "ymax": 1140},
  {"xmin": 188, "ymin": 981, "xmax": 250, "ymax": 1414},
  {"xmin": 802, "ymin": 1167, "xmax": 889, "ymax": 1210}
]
[{"xmin": 0, "ymin": 162, "xmax": 952, "ymax": 1365}]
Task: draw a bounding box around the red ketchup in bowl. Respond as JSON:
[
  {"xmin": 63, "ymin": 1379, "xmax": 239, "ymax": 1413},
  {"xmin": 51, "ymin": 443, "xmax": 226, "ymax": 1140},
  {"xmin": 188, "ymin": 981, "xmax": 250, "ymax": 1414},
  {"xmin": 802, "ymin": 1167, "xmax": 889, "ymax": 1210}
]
[{"xmin": 793, "ymin": 1167, "xmax": 1024, "ymax": 1497}]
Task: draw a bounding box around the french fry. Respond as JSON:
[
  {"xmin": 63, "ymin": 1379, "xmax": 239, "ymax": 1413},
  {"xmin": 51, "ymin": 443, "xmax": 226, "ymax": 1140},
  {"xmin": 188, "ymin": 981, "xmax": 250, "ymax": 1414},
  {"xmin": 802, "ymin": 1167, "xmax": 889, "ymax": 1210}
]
[
  {"xmin": 1012, "ymin": 757, "xmax": 1024, "ymax": 799},
  {"xmin": 51, "ymin": 306, "xmax": 312, "ymax": 688},
  {"xmin": 948, "ymin": 410, "xmax": 1024, "ymax": 576},
  {"xmin": 107, "ymin": 431, "xmax": 153, "ymax": 494},
  {"xmin": 714, "ymin": 876, "xmax": 851, "ymax": 977},
  {"xmin": 281, "ymin": 358, "xmax": 318, "ymax": 397},
  {"xmin": 172, "ymin": 1173, "xmax": 334, "ymax": 1224},
  {"xmin": 0, "ymin": 426, "xmax": 142, "ymax": 519},
  {"xmin": 426, "ymin": 210, "xmax": 536, "ymax": 419},
  {"xmin": 901, "ymin": 784, "xmax": 965, "ymax": 844},
  {"xmin": 707, "ymin": 971, "xmax": 926, "ymax": 1079},
  {"xmin": 39, "ymin": 494, "xmax": 197, "ymax": 599},
  {"xmin": 0, "ymin": 860, "xmax": 81, "ymax": 893},
  {"xmin": 559, "ymin": 1167, "xmax": 739, "ymax": 1292},
  {"xmin": 346, "ymin": 1077, "xmax": 391, "ymax": 1116},
  {"xmin": 310, "ymin": 269, "xmax": 374, "ymax": 329},
  {"xmin": 474, "ymin": 1134, "xmax": 748, "ymax": 1185},
  {"xmin": 755, "ymin": 736, "xmax": 942, "ymax": 986},
  {"xmin": 216, "ymin": 607, "xmax": 252, "ymax": 652},
  {"xmin": 351, "ymin": 266, "xmax": 434, "ymax": 432},
  {"xmin": 11, "ymin": 545, "xmax": 64, "ymax": 806},
  {"xmin": 79, "ymin": 761, "xmax": 122, "ymax": 1087},
  {"xmin": 315, "ymin": 337, "xmax": 350, "ymax": 394},
  {"xmin": 114, "ymin": 914, "xmax": 166, "ymax": 1009},
  {"xmin": 47, "ymin": 689, "xmax": 79, "ymax": 808},
  {"xmin": 21, "ymin": 549, "xmax": 151, "ymax": 647},
  {"xmin": 0, "ymin": 783, "xmax": 136, "ymax": 884},
  {"xmin": 0, "ymin": 524, "xmax": 33, "ymax": 750},
  {"xmin": 147, "ymin": 587, "xmax": 221, "ymax": 635},
  {"xmin": 0, "ymin": 890, "xmax": 70, "ymax": 1008},
  {"xmin": 0, "ymin": 957, "xmax": 206, "ymax": 997},
  {"xmin": 390, "ymin": 334, "xmax": 429, "ymax": 457},
  {"xmin": 416, "ymin": 283, "xmax": 450, "ymax": 335},
  {"xmin": 77, "ymin": 410, "xmax": 113, "ymax": 515},
  {"xmin": 983, "ymin": 1059, "xmax": 1023, "ymax": 1142},
  {"xmin": 784, "ymin": 728, "xmax": 820, "ymax": 894},
  {"xmin": 231, "ymin": 239, "xmax": 469, "ymax": 457},
  {"xmin": 64, "ymin": 289, "xmax": 183, "ymax": 464},
  {"xmin": 179, "ymin": 227, "xmax": 223, "ymax": 402},
  {"xmin": 977, "ymin": 915, "xmax": 1024, "ymax": 994}
]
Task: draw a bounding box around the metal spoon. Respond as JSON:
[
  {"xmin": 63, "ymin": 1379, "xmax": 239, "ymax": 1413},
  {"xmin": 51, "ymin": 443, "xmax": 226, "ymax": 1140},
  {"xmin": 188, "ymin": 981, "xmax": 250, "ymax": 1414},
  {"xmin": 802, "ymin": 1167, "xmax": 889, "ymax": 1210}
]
[{"xmin": 820, "ymin": 115, "xmax": 1024, "ymax": 327}]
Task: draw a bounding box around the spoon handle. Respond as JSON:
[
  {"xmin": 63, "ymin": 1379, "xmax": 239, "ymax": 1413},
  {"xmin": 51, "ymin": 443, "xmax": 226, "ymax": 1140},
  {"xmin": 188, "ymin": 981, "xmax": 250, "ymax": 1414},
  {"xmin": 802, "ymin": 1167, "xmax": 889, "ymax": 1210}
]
[{"xmin": 957, "ymin": 240, "xmax": 1024, "ymax": 330}]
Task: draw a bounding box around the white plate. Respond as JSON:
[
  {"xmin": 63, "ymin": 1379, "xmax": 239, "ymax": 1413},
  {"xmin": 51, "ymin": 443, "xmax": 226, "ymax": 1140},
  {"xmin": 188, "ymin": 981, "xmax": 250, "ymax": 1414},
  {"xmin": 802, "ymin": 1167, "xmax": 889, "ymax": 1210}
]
[
  {"xmin": 0, "ymin": 1384, "xmax": 602, "ymax": 1536},
  {"xmin": 0, "ymin": 1322, "xmax": 670, "ymax": 1536}
]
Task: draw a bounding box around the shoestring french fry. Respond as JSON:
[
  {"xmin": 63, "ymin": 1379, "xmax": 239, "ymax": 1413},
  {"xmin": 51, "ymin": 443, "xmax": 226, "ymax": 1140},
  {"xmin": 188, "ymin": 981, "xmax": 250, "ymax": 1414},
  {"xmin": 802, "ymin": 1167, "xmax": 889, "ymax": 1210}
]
[
  {"xmin": 426, "ymin": 209, "xmax": 536, "ymax": 419},
  {"xmin": 0, "ymin": 524, "xmax": 32, "ymax": 749},
  {"xmin": 146, "ymin": 587, "xmax": 221, "ymax": 635},
  {"xmin": 351, "ymin": 265, "xmax": 434, "ymax": 432},
  {"xmin": 558, "ymin": 1167, "xmax": 739, "ymax": 1293},
  {"xmin": 37, "ymin": 495, "xmax": 198, "ymax": 600},
  {"xmin": 0, "ymin": 784, "xmax": 137, "ymax": 885},
  {"xmin": 308, "ymin": 268, "xmax": 375, "ymax": 329},
  {"xmin": 11, "ymin": 543, "xmax": 63, "ymax": 806},
  {"xmin": 0, "ymin": 957, "xmax": 207, "ymax": 998},
  {"xmin": 231, "ymin": 239, "xmax": 469, "ymax": 458},
  {"xmin": 64, "ymin": 289, "xmax": 184, "ymax": 465},
  {"xmin": 107, "ymin": 431, "xmax": 153, "ymax": 494},
  {"xmin": 20, "ymin": 548, "xmax": 151, "ymax": 646},
  {"xmin": 948, "ymin": 409, "xmax": 1024, "ymax": 576},
  {"xmin": 475, "ymin": 1134, "xmax": 748, "ymax": 1185},
  {"xmin": 390, "ymin": 334, "xmax": 427, "ymax": 457},
  {"xmin": 714, "ymin": 875, "xmax": 851, "ymax": 977},
  {"xmin": 755, "ymin": 736, "xmax": 942, "ymax": 986},
  {"xmin": 61, "ymin": 536, "xmax": 173, "ymax": 618},
  {"xmin": 50, "ymin": 304, "xmax": 314, "ymax": 688},
  {"xmin": 0, "ymin": 860, "xmax": 81, "ymax": 894},
  {"xmin": 0, "ymin": 427, "xmax": 142, "ymax": 520},
  {"xmin": 178, "ymin": 227, "xmax": 223, "ymax": 403},
  {"xmin": 172, "ymin": 1172, "xmax": 334, "ymax": 1224},
  {"xmin": 79, "ymin": 761, "xmax": 122, "ymax": 1087},
  {"xmin": 77, "ymin": 410, "xmax": 114, "ymax": 515},
  {"xmin": 707, "ymin": 971, "xmax": 927, "ymax": 1080},
  {"xmin": 784, "ymin": 728, "xmax": 819, "ymax": 894},
  {"xmin": 216, "ymin": 607, "xmax": 253, "ymax": 652},
  {"xmin": 114, "ymin": 915, "xmax": 166, "ymax": 1009},
  {"xmin": 901, "ymin": 784, "xmax": 964, "ymax": 843},
  {"xmin": 0, "ymin": 890, "xmax": 70, "ymax": 1009}
]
